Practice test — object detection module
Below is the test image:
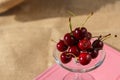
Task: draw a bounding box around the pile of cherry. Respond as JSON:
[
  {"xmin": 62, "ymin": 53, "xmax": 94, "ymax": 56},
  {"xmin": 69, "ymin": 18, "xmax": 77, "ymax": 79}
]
[{"xmin": 56, "ymin": 26, "xmax": 109, "ymax": 66}]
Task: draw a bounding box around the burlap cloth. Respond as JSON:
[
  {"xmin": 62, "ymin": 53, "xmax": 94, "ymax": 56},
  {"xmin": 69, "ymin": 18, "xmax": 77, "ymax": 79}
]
[{"xmin": 0, "ymin": 0, "xmax": 120, "ymax": 80}]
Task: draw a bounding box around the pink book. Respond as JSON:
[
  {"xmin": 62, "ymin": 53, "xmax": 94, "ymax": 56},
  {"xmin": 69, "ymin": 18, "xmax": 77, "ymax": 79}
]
[{"xmin": 35, "ymin": 45, "xmax": 120, "ymax": 80}]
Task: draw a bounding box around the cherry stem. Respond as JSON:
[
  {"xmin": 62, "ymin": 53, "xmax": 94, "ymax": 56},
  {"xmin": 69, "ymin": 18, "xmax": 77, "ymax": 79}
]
[
  {"xmin": 92, "ymin": 35, "xmax": 102, "ymax": 39},
  {"xmin": 67, "ymin": 10, "xmax": 76, "ymax": 16},
  {"xmin": 101, "ymin": 34, "xmax": 111, "ymax": 41},
  {"xmin": 98, "ymin": 35, "xmax": 102, "ymax": 40},
  {"xmin": 102, "ymin": 36, "xmax": 111, "ymax": 41},
  {"xmin": 92, "ymin": 36, "xmax": 99, "ymax": 38},
  {"xmin": 103, "ymin": 33, "xmax": 111, "ymax": 37},
  {"xmin": 66, "ymin": 52, "xmax": 79, "ymax": 62},
  {"xmin": 81, "ymin": 12, "xmax": 93, "ymax": 26},
  {"xmin": 69, "ymin": 17, "xmax": 73, "ymax": 33},
  {"xmin": 51, "ymin": 39, "xmax": 57, "ymax": 43}
]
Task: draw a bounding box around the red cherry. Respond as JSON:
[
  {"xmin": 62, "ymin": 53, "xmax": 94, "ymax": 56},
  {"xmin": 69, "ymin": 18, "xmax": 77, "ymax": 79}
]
[
  {"xmin": 78, "ymin": 39, "xmax": 91, "ymax": 50},
  {"xmin": 79, "ymin": 52, "xmax": 92, "ymax": 65},
  {"xmin": 79, "ymin": 27, "xmax": 88, "ymax": 40},
  {"xmin": 87, "ymin": 48, "xmax": 99, "ymax": 59},
  {"xmin": 85, "ymin": 32, "xmax": 92, "ymax": 40},
  {"xmin": 64, "ymin": 33, "xmax": 76, "ymax": 46},
  {"xmin": 81, "ymin": 27, "xmax": 87, "ymax": 34},
  {"xmin": 56, "ymin": 40, "xmax": 68, "ymax": 52},
  {"xmin": 60, "ymin": 52, "xmax": 72, "ymax": 64},
  {"xmin": 92, "ymin": 39, "xmax": 103, "ymax": 49},
  {"xmin": 73, "ymin": 27, "xmax": 82, "ymax": 40},
  {"xmin": 68, "ymin": 46, "xmax": 80, "ymax": 57}
]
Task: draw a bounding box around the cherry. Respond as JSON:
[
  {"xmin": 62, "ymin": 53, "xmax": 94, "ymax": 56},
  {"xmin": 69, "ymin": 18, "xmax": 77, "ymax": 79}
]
[
  {"xmin": 79, "ymin": 52, "xmax": 92, "ymax": 65},
  {"xmin": 85, "ymin": 32, "xmax": 92, "ymax": 40},
  {"xmin": 81, "ymin": 27, "xmax": 87, "ymax": 34},
  {"xmin": 68, "ymin": 46, "xmax": 80, "ymax": 57},
  {"xmin": 73, "ymin": 27, "xmax": 82, "ymax": 40},
  {"xmin": 87, "ymin": 48, "xmax": 99, "ymax": 59},
  {"xmin": 78, "ymin": 39, "xmax": 91, "ymax": 50},
  {"xmin": 91, "ymin": 49, "xmax": 99, "ymax": 59},
  {"xmin": 56, "ymin": 16, "xmax": 109, "ymax": 65},
  {"xmin": 60, "ymin": 52, "xmax": 72, "ymax": 64},
  {"xmin": 56, "ymin": 40, "xmax": 68, "ymax": 52},
  {"xmin": 92, "ymin": 39, "xmax": 103, "ymax": 49},
  {"xmin": 79, "ymin": 27, "xmax": 88, "ymax": 40},
  {"xmin": 64, "ymin": 33, "xmax": 76, "ymax": 46}
]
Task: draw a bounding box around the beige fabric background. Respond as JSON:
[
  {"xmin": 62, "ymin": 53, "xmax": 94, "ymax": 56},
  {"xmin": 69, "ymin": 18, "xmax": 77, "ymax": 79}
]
[{"xmin": 0, "ymin": 0, "xmax": 120, "ymax": 80}]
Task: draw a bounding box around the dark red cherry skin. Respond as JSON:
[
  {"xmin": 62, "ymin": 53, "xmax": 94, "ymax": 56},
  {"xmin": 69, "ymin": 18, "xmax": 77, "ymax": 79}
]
[
  {"xmin": 91, "ymin": 49, "xmax": 99, "ymax": 59},
  {"xmin": 81, "ymin": 27, "xmax": 87, "ymax": 34},
  {"xmin": 60, "ymin": 52, "xmax": 72, "ymax": 64},
  {"xmin": 78, "ymin": 39, "xmax": 91, "ymax": 50},
  {"xmin": 64, "ymin": 33, "xmax": 76, "ymax": 46},
  {"xmin": 87, "ymin": 48, "xmax": 99, "ymax": 59},
  {"xmin": 79, "ymin": 27, "xmax": 88, "ymax": 40},
  {"xmin": 79, "ymin": 52, "xmax": 92, "ymax": 65},
  {"xmin": 92, "ymin": 39, "xmax": 103, "ymax": 49},
  {"xmin": 56, "ymin": 40, "xmax": 68, "ymax": 52},
  {"xmin": 73, "ymin": 28, "xmax": 82, "ymax": 40},
  {"xmin": 85, "ymin": 32, "xmax": 92, "ymax": 40},
  {"xmin": 68, "ymin": 46, "xmax": 80, "ymax": 57}
]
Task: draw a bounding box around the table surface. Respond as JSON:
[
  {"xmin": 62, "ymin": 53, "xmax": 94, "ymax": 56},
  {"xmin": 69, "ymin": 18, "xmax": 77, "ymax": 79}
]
[
  {"xmin": 0, "ymin": 0, "xmax": 120, "ymax": 80},
  {"xmin": 36, "ymin": 45, "xmax": 120, "ymax": 80}
]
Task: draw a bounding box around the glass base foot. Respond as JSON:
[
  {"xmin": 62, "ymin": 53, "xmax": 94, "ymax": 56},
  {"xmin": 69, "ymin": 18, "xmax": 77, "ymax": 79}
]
[{"xmin": 63, "ymin": 72, "xmax": 95, "ymax": 80}]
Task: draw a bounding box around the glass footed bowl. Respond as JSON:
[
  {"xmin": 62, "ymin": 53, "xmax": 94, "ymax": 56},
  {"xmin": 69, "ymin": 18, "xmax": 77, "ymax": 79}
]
[{"xmin": 53, "ymin": 48, "xmax": 106, "ymax": 80}]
